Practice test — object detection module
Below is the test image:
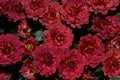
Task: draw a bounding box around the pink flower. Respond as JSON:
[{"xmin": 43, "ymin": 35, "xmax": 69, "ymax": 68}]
[
  {"xmin": 39, "ymin": 1, "xmax": 61, "ymax": 27},
  {"xmin": 20, "ymin": 59, "xmax": 35, "ymax": 80},
  {"xmin": 60, "ymin": 0, "xmax": 89, "ymax": 28},
  {"xmin": 43, "ymin": 22, "xmax": 74, "ymax": 49},
  {"xmin": 33, "ymin": 44, "xmax": 60, "ymax": 77},
  {"xmin": 23, "ymin": 37, "xmax": 38, "ymax": 57},
  {"xmin": 0, "ymin": 34, "xmax": 23, "ymax": 66},
  {"xmin": 77, "ymin": 34, "xmax": 104, "ymax": 68},
  {"xmin": 23, "ymin": 0, "xmax": 50, "ymax": 21},
  {"xmin": 5, "ymin": 0, "xmax": 26, "ymax": 22},
  {"xmin": 17, "ymin": 21, "xmax": 32, "ymax": 38},
  {"xmin": 86, "ymin": 0, "xmax": 119, "ymax": 15},
  {"xmin": 92, "ymin": 16, "xmax": 119, "ymax": 39},
  {"xmin": 102, "ymin": 49, "xmax": 120, "ymax": 78},
  {"xmin": 58, "ymin": 49, "xmax": 84, "ymax": 80}
]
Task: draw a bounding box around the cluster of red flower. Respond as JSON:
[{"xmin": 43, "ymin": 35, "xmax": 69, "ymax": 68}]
[{"xmin": 0, "ymin": 0, "xmax": 120, "ymax": 80}]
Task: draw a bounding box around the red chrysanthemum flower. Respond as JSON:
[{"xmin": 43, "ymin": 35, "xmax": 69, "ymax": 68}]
[
  {"xmin": 58, "ymin": 49, "xmax": 84, "ymax": 80},
  {"xmin": 23, "ymin": 37, "xmax": 38, "ymax": 57},
  {"xmin": 92, "ymin": 16, "xmax": 119, "ymax": 39},
  {"xmin": 20, "ymin": 59, "xmax": 35, "ymax": 80},
  {"xmin": 105, "ymin": 36, "xmax": 120, "ymax": 52},
  {"xmin": 43, "ymin": 22, "xmax": 74, "ymax": 49},
  {"xmin": 17, "ymin": 21, "xmax": 32, "ymax": 38},
  {"xmin": 0, "ymin": 72, "xmax": 11, "ymax": 80},
  {"xmin": 77, "ymin": 34, "xmax": 104, "ymax": 68},
  {"xmin": 5, "ymin": 0, "xmax": 26, "ymax": 22},
  {"xmin": 0, "ymin": 34, "xmax": 23, "ymax": 66},
  {"xmin": 102, "ymin": 49, "xmax": 120, "ymax": 78},
  {"xmin": 86, "ymin": 0, "xmax": 119, "ymax": 15},
  {"xmin": 81, "ymin": 71, "xmax": 95, "ymax": 80},
  {"xmin": 33, "ymin": 44, "xmax": 60, "ymax": 77},
  {"xmin": 39, "ymin": 1, "xmax": 61, "ymax": 27},
  {"xmin": 0, "ymin": 0, "xmax": 9, "ymax": 16},
  {"xmin": 23, "ymin": 0, "xmax": 50, "ymax": 21},
  {"xmin": 60, "ymin": 0, "xmax": 89, "ymax": 28}
]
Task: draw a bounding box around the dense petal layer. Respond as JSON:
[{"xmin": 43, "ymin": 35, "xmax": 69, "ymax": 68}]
[
  {"xmin": 86, "ymin": 0, "xmax": 119, "ymax": 15},
  {"xmin": 102, "ymin": 49, "xmax": 120, "ymax": 78},
  {"xmin": 60, "ymin": 0, "xmax": 90, "ymax": 28},
  {"xmin": 39, "ymin": 1, "xmax": 61, "ymax": 27},
  {"xmin": 23, "ymin": 0, "xmax": 50, "ymax": 21},
  {"xmin": 58, "ymin": 49, "xmax": 84, "ymax": 80},
  {"xmin": 77, "ymin": 34, "xmax": 104, "ymax": 68},
  {"xmin": 0, "ymin": 34, "xmax": 23, "ymax": 66},
  {"xmin": 5, "ymin": 0, "xmax": 26, "ymax": 22},
  {"xmin": 43, "ymin": 22, "xmax": 74, "ymax": 49},
  {"xmin": 17, "ymin": 21, "xmax": 32, "ymax": 38},
  {"xmin": 92, "ymin": 16, "xmax": 119, "ymax": 39},
  {"xmin": 33, "ymin": 44, "xmax": 60, "ymax": 77},
  {"xmin": 20, "ymin": 59, "xmax": 35, "ymax": 80}
]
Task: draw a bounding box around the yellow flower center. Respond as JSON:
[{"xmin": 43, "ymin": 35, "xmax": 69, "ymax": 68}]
[{"xmin": 25, "ymin": 43, "xmax": 34, "ymax": 52}]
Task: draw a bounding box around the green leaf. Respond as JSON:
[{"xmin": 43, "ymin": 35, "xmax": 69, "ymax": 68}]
[
  {"xmin": 9, "ymin": 28, "xmax": 16, "ymax": 34},
  {"xmin": 116, "ymin": 12, "xmax": 120, "ymax": 23},
  {"xmin": 18, "ymin": 77, "xmax": 23, "ymax": 80},
  {"xmin": 95, "ymin": 66, "xmax": 102, "ymax": 73},
  {"xmin": 95, "ymin": 77, "xmax": 99, "ymax": 80},
  {"xmin": 72, "ymin": 43, "xmax": 78, "ymax": 49},
  {"xmin": 0, "ymin": 29, "xmax": 4, "ymax": 33},
  {"xmin": 116, "ymin": 12, "xmax": 120, "ymax": 19},
  {"xmin": 110, "ymin": 76, "xmax": 120, "ymax": 80},
  {"xmin": 33, "ymin": 29, "xmax": 44, "ymax": 41}
]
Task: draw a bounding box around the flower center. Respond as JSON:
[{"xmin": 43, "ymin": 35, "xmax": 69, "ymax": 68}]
[
  {"xmin": 25, "ymin": 60, "xmax": 35, "ymax": 75},
  {"xmin": 47, "ymin": 9, "xmax": 57, "ymax": 20},
  {"xmin": 101, "ymin": 20, "xmax": 110, "ymax": 27},
  {"xmin": 110, "ymin": 59, "xmax": 120, "ymax": 69},
  {"xmin": 14, "ymin": 3, "xmax": 24, "ymax": 13},
  {"xmin": 70, "ymin": 6, "xmax": 81, "ymax": 15},
  {"xmin": 105, "ymin": 40, "xmax": 119, "ymax": 52},
  {"xmin": 118, "ymin": 31, "xmax": 120, "ymax": 35},
  {"xmin": 82, "ymin": 73, "xmax": 89, "ymax": 80},
  {"xmin": 82, "ymin": 72, "xmax": 94, "ymax": 80},
  {"xmin": 95, "ymin": 19, "xmax": 110, "ymax": 30},
  {"xmin": 0, "ymin": 4, "xmax": 3, "ymax": 12},
  {"xmin": 54, "ymin": 34, "xmax": 64, "ymax": 45},
  {"xmin": 41, "ymin": 54, "xmax": 53, "ymax": 66},
  {"xmin": 24, "ymin": 42, "xmax": 34, "ymax": 52},
  {"xmin": 84, "ymin": 45, "xmax": 93, "ymax": 54},
  {"xmin": 27, "ymin": 64, "xmax": 34, "ymax": 74},
  {"xmin": 31, "ymin": 0, "xmax": 40, "ymax": 10},
  {"xmin": 118, "ymin": 28, "xmax": 120, "ymax": 35},
  {"xmin": 65, "ymin": 59, "xmax": 76, "ymax": 69},
  {"xmin": 23, "ymin": 26, "xmax": 32, "ymax": 36},
  {"xmin": 2, "ymin": 44, "xmax": 14, "ymax": 55}
]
